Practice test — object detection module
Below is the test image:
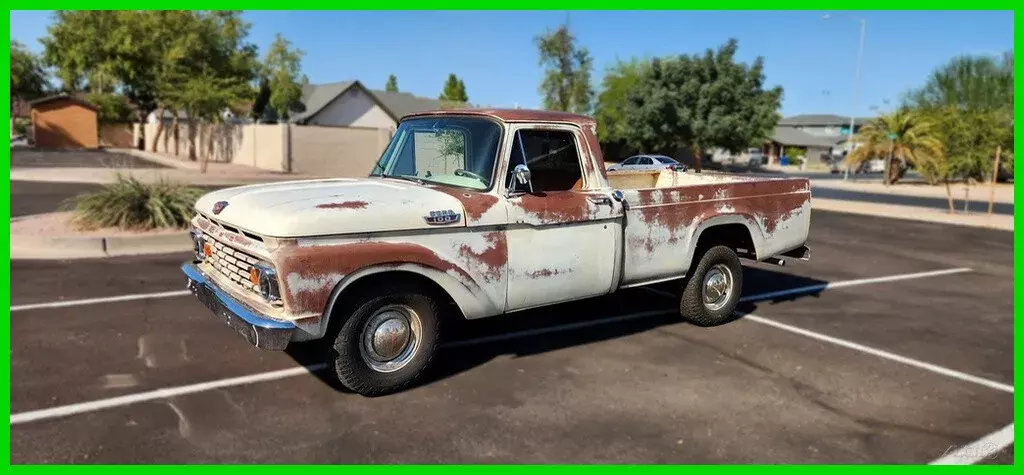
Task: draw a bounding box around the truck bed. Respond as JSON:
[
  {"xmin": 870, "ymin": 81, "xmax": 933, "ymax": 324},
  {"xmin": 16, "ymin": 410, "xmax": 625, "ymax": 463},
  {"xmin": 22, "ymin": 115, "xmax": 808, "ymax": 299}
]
[{"xmin": 608, "ymin": 169, "xmax": 811, "ymax": 286}]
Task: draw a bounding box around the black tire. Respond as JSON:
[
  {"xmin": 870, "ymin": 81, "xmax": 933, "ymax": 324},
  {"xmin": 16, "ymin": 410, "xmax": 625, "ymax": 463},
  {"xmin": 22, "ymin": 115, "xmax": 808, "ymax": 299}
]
[
  {"xmin": 328, "ymin": 282, "xmax": 441, "ymax": 397},
  {"xmin": 679, "ymin": 245, "xmax": 743, "ymax": 327}
]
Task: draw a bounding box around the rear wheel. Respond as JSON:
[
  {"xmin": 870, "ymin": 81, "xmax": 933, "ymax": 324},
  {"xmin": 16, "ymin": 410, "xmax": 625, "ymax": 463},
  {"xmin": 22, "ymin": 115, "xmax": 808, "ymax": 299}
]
[
  {"xmin": 679, "ymin": 245, "xmax": 743, "ymax": 327},
  {"xmin": 328, "ymin": 282, "xmax": 441, "ymax": 396}
]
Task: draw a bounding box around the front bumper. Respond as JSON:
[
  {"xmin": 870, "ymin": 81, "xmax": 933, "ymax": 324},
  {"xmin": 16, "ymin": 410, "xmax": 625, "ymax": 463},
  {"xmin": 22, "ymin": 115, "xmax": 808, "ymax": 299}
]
[{"xmin": 182, "ymin": 261, "xmax": 295, "ymax": 350}]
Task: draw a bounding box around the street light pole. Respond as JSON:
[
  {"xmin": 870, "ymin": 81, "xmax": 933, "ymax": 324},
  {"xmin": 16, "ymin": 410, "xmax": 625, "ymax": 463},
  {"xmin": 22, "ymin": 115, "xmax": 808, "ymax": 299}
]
[{"xmin": 844, "ymin": 18, "xmax": 867, "ymax": 181}]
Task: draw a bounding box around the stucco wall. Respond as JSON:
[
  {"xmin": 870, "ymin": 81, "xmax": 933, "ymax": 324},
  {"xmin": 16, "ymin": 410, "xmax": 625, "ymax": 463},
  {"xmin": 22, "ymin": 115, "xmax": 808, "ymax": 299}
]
[{"xmin": 290, "ymin": 125, "xmax": 392, "ymax": 177}]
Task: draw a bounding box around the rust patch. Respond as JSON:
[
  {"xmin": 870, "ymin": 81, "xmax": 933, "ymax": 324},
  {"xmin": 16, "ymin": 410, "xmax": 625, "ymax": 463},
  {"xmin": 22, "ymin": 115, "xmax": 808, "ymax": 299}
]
[
  {"xmin": 527, "ymin": 268, "xmax": 568, "ymax": 278},
  {"xmin": 433, "ymin": 188, "xmax": 500, "ymax": 222},
  {"xmin": 316, "ymin": 201, "xmax": 368, "ymax": 210},
  {"xmin": 513, "ymin": 191, "xmax": 593, "ymax": 223},
  {"xmin": 273, "ymin": 240, "xmax": 478, "ymax": 315},
  {"xmin": 457, "ymin": 232, "xmax": 507, "ymax": 282}
]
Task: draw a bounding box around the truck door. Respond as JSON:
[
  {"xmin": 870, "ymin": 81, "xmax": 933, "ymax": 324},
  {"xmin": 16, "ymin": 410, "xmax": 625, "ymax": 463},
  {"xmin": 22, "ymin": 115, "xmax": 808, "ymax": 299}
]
[{"xmin": 502, "ymin": 124, "xmax": 624, "ymax": 312}]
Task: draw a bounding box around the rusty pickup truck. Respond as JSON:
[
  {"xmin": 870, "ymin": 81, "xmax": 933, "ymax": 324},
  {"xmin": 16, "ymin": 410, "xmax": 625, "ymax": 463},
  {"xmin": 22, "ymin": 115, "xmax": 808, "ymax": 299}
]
[{"xmin": 182, "ymin": 109, "xmax": 811, "ymax": 396}]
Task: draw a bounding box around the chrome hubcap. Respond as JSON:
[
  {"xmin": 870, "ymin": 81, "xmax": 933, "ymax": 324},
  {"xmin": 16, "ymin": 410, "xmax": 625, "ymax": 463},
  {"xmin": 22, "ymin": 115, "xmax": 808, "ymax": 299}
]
[
  {"xmin": 360, "ymin": 305, "xmax": 421, "ymax": 373},
  {"xmin": 702, "ymin": 264, "xmax": 733, "ymax": 311}
]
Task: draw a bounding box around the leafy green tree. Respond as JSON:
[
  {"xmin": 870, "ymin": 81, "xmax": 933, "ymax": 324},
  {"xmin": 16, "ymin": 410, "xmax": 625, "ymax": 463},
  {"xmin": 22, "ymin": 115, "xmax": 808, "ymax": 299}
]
[
  {"xmin": 904, "ymin": 52, "xmax": 1013, "ymax": 188},
  {"xmin": 41, "ymin": 11, "xmax": 161, "ymax": 121},
  {"xmin": 905, "ymin": 52, "xmax": 1013, "ymax": 115},
  {"xmin": 439, "ymin": 73, "xmax": 468, "ymax": 103},
  {"xmin": 593, "ymin": 58, "xmax": 648, "ymax": 158},
  {"xmin": 263, "ymin": 33, "xmax": 308, "ymax": 122},
  {"xmin": 86, "ymin": 92, "xmax": 134, "ymax": 123},
  {"xmin": 622, "ymin": 39, "xmax": 783, "ymax": 172},
  {"xmin": 385, "ymin": 74, "xmax": 399, "ymax": 93},
  {"xmin": 535, "ymin": 23, "xmax": 593, "ymax": 114},
  {"xmin": 11, "ymin": 40, "xmax": 48, "ymax": 136},
  {"xmin": 154, "ymin": 11, "xmax": 259, "ymax": 165}
]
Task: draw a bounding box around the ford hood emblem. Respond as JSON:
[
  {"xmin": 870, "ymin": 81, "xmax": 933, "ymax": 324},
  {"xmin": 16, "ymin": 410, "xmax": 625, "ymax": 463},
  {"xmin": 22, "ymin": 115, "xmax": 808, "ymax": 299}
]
[{"xmin": 212, "ymin": 201, "xmax": 229, "ymax": 215}]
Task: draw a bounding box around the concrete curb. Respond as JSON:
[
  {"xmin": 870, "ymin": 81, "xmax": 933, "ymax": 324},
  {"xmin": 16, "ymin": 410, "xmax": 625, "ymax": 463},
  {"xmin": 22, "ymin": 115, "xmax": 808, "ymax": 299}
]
[{"xmin": 10, "ymin": 216, "xmax": 192, "ymax": 260}]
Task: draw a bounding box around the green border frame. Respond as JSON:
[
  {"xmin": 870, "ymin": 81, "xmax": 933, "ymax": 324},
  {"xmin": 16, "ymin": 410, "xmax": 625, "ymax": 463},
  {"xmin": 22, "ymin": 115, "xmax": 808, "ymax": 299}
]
[{"xmin": 3, "ymin": 6, "xmax": 1019, "ymax": 468}]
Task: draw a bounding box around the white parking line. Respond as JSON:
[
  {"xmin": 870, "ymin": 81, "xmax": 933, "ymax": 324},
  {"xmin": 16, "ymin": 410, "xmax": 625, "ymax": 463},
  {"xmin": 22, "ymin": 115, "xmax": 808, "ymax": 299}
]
[
  {"xmin": 9, "ymin": 267, "xmax": 973, "ymax": 314},
  {"xmin": 11, "ymin": 290, "xmax": 191, "ymax": 312},
  {"xmin": 10, "ymin": 267, "xmax": 1010, "ymax": 431},
  {"xmin": 929, "ymin": 423, "xmax": 1014, "ymax": 464},
  {"xmin": 10, "ymin": 364, "xmax": 328, "ymax": 425},
  {"xmin": 737, "ymin": 267, "xmax": 973, "ymax": 303},
  {"xmin": 741, "ymin": 314, "xmax": 1014, "ymax": 393}
]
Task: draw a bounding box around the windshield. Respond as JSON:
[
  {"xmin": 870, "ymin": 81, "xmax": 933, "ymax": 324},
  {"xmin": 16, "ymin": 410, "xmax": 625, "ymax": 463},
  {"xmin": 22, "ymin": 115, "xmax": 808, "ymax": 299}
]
[{"xmin": 369, "ymin": 116, "xmax": 503, "ymax": 190}]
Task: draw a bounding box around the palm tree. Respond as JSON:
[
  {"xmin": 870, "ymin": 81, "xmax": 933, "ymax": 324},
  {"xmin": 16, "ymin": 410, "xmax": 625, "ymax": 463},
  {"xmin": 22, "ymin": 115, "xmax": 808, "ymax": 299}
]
[{"xmin": 843, "ymin": 108, "xmax": 943, "ymax": 184}]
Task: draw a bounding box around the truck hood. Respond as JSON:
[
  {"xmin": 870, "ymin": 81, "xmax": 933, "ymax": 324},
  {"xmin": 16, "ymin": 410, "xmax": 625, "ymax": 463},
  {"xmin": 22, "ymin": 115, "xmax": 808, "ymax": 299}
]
[{"xmin": 194, "ymin": 178, "xmax": 469, "ymax": 237}]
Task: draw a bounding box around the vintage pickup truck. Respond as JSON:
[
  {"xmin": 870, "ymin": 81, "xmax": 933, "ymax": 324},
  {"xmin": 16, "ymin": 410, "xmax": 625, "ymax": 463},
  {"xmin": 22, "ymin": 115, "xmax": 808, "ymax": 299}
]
[{"xmin": 182, "ymin": 109, "xmax": 811, "ymax": 396}]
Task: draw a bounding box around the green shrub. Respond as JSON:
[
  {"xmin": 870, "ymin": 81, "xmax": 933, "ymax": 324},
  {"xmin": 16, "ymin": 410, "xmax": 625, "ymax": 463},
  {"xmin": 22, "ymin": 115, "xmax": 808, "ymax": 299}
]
[{"xmin": 65, "ymin": 174, "xmax": 204, "ymax": 231}]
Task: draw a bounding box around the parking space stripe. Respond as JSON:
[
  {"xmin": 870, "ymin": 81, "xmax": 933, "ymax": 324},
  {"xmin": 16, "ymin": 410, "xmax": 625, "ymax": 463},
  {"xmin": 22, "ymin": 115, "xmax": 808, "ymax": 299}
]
[
  {"xmin": 10, "ymin": 267, "xmax": 1009, "ymax": 430},
  {"xmin": 929, "ymin": 423, "xmax": 1014, "ymax": 464},
  {"xmin": 11, "ymin": 290, "xmax": 191, "ymax": 312},
  {"xmin": 741, "ymin": 314, "xmax": 1014, "ymax": 393},
  {"xmin": 9, "ymin": 268, "xmax": 973, "ymax": 314},
  {"xmin": 10, "ymin": 364, "xmax": 328, "ymax": 425},
  {"xmin": 737, "ymin": 267, "xmax": 973, "ymax": 303}
]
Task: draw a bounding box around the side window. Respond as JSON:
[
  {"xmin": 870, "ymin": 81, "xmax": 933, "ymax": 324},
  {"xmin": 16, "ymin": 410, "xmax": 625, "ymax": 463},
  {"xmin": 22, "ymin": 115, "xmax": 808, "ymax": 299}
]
[
  {"xmin": 621, "ymin": 157, "xmax": 639, "ymax": 166},
  {"xmin": 638, "ymin": 157, "xmax": 653, "ymax": 165},
  {"xmin": 507, "ymin": 129, "xmax": 584, "ymax": 192}
]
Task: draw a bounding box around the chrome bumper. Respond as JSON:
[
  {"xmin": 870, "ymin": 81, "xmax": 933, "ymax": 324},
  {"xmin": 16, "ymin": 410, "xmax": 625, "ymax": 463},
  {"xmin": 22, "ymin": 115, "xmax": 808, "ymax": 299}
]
[{"xmin": 182, "ymin": 261, "xmax": 295, "ymax": 350}]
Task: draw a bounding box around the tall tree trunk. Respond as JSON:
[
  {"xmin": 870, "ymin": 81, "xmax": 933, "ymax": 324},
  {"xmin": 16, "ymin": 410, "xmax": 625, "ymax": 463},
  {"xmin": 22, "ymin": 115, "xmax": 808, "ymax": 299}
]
[
  {"xmin": 172, "ymin": 115, "xmax": 180, "ymax": 156},
  {"xmin": 200, "ymin": 122, "xmax": 212, "ymax": 174},
  {"xmin": 150, "ymin": 106, "xmax": 165, "ymax": 152},
  {"xmin": 187, "ymin": 117, "xmax": 197, "ymax": 161},
  {"xmin": 691, "ymin": 144, "xmax": 703, "ymax": 173},
  {"xmin": 944, "ymin": 178, "xmax": 955, "ymax": 214},
  {"xmin": 988, "ymin": 145, "xmax": 1002, "ymax": 215}
]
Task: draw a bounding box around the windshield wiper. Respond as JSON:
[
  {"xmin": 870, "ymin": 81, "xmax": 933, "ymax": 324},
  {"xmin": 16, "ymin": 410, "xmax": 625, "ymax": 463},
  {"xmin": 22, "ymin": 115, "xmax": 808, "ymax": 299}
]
[{"xmin": 381, "ymin": 174, "xmax": 424, "ymax": 185}]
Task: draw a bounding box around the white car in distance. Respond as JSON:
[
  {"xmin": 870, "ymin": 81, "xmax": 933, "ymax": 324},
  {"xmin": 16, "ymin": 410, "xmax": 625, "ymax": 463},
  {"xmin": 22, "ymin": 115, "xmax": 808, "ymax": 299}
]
[{"xmin": 607, "ymin": 154, "xmax": 687, "ymax": 172}]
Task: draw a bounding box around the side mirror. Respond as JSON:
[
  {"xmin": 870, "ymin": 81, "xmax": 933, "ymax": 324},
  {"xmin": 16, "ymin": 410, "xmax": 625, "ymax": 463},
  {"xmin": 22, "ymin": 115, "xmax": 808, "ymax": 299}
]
[
  {"xmin": 513, "ymin": 164, "xmax": 531, "ymax": 185},
  {"xmin": 508, "ymin": 163, "xmax": 534, "ymax": 194}
]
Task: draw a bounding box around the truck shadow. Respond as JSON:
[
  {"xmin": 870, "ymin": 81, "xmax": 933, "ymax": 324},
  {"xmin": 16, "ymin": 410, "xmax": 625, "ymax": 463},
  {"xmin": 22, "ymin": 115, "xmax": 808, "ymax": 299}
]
[{"xmin": 285, "ymin": 265, "xmax": 828, "ymax": 395}]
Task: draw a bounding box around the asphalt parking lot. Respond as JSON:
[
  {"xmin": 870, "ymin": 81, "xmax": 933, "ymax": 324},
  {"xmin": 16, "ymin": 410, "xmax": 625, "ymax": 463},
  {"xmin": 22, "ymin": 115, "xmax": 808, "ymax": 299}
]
[{"xmin": 9, "ymin": 207, "xmax": 1013, "ymax": 464}]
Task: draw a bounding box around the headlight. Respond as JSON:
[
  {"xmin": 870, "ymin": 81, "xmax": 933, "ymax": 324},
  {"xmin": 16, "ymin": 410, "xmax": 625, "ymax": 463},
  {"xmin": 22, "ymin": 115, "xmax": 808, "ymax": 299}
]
[
  {"xmin": 190, "ymin": 229, "xmax": 206, "ymax": 262},
  {"xmin": 248, "ymin": 262, "xmax": 281, "ymax": 304}
]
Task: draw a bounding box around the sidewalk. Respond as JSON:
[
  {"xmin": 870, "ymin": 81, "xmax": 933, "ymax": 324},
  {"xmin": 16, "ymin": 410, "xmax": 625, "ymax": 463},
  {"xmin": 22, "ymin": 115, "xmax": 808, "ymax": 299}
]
[
  {"xmin": 812, "ymin": 198, "xmax": 1012, "ymax": 232},
  {"xmin": 811, "ymin": 179, "xmax": 1015, "ymax": 205}
]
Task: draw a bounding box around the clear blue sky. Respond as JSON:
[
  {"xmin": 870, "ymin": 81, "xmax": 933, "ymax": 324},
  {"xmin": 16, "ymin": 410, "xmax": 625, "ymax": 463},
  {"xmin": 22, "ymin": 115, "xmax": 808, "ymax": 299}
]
[{"xmin": 10, "ymin": 10, "xmax": 1014, "ymax": 117}]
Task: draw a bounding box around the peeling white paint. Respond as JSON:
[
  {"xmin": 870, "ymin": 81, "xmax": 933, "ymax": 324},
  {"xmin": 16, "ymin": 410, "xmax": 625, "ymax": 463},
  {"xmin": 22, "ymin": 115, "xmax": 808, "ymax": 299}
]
[{"xmin": 286, "ymin": 272, "xmax": 344, "ymax": 295}]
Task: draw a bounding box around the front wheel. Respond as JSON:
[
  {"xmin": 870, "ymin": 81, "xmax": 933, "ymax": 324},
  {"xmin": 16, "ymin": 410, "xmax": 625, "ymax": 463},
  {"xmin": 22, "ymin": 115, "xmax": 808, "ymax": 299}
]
[
  {"xmin": 679, "ymin": 245, "xmax": 743, "ymax": 327},
  {"xmin": 328, "ymin": 283, "xmax": 441, "ymax": 396}
]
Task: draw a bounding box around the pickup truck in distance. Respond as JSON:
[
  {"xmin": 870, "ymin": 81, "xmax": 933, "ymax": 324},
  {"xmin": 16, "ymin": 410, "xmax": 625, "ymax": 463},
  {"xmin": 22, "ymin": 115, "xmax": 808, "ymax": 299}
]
[{"xmin": 182, "ymin": 109, "xmax": 812, "ymax": 396}]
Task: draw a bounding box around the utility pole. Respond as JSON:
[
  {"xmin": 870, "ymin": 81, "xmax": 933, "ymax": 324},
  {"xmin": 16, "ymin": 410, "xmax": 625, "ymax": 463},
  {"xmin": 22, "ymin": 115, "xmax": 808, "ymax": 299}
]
[{"xmin": 844, "ymin": 18, "xmax": 866, "ymax": 181}]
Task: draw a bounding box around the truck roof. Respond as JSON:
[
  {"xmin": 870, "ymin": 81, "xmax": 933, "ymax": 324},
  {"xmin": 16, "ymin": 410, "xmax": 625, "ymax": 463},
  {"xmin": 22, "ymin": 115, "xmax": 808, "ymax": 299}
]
[{"xmin": 401, "ymin": 108, "xmax": 596, "ymax": 126}]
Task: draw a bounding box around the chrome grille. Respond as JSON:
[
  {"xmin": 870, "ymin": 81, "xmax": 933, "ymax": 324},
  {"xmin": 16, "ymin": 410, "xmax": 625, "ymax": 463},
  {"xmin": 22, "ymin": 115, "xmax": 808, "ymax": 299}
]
[{"xmin": 203, "ymin": 233, "xmax": 261, "ymax": 295}]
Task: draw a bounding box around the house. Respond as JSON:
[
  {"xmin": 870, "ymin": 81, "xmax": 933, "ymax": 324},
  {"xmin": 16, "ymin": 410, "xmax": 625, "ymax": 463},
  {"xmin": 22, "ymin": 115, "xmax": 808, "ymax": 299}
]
[
  {"xmin": 777, "ymin": 114, "xmax": 872, "ymax": 151},
  {"xmin": 29, "ymin": 93, "xmax": 100, "ymax": 149},
  {"xmin": 758, "ymin": 114, "xmax": 876, "ymax": 164},
  {"xmin": 269, "ymin": 80, "xmax": 465, "ymax": 128}
]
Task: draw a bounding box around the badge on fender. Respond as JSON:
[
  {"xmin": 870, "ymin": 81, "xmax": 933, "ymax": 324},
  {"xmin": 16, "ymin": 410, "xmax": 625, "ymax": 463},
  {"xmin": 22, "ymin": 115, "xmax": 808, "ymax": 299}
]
[{"xmin": 424, "ymin": 209, "xmax": 461, "ymax": 225}]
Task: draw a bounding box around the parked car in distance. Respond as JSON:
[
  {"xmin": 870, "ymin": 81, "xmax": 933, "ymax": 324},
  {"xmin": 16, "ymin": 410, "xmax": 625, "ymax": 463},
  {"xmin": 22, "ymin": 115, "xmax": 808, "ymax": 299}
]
[{"xmin": 607, "ymin": 154, "xmax": 688, "ymax": 172}]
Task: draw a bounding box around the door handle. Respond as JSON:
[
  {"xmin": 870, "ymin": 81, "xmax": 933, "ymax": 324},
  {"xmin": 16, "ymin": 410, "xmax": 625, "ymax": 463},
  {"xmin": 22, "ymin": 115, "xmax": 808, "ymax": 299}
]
[{"xmin": 587, "ymin": 195, "xmax": 612, "ymax": 205}]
